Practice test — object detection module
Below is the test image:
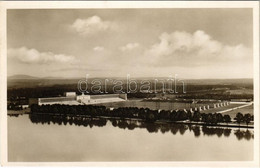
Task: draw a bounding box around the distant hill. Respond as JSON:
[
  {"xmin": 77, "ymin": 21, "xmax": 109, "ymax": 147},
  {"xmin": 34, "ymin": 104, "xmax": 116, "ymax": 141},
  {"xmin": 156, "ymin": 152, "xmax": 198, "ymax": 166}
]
[
  {"xmin": 7, "ymin": 74, "xmax": 254, "ymax": 83},
  {"xmin": 8, "ymin": 75, "xmax": 66, "ymax": 80},
  {"xmin": 184, "ymin": 78, "xmax": 253, "ymax": 85},
  {"xmin": 7, "ymin": 74, "xmax": 80, "ymax": 89},
  {"xmin": 8, "ymin": 74, "xmax": 39, "ymax": 80},
  {"xmin": 41, "ymin": 76, "xmax": 64, "ymax": 79}
]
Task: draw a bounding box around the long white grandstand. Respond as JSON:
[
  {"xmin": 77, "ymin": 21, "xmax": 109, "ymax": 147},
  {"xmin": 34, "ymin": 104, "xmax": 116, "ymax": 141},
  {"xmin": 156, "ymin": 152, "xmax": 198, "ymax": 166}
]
[{"xmin": 29, "ymin": 92, "xmax": 127, "ymax": 106}]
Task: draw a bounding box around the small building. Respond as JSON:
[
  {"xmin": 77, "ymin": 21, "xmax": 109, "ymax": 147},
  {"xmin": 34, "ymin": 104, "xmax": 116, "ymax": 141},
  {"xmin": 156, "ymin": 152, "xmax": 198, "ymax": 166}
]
[
  {"xmin": 64, "ymin": 92, "xmax": 76, "ymax": 97},
  {"xmin": 22, "ymin": 105, "xmax": 29, "ymax": 109}
]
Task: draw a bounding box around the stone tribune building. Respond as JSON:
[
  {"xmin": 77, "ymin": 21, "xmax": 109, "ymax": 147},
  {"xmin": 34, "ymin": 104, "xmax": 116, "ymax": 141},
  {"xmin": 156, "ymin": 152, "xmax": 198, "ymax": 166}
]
[{"xmin": 29, "ymin": 92, "xmax": 127, "ymax": 106}]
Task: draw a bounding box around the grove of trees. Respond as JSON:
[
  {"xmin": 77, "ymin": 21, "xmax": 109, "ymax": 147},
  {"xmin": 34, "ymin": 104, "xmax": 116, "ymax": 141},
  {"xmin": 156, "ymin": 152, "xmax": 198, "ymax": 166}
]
[{"xmin": 30, "ymin": 104, "xmax": 253, "ymax": 126}]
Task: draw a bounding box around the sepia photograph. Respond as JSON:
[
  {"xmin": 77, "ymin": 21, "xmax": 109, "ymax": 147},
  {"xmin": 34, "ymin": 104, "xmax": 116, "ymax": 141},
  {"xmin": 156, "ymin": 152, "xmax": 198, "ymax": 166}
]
[{"xmin": 0, "ymin": 1, "xmax": 259, "ymax": 167}]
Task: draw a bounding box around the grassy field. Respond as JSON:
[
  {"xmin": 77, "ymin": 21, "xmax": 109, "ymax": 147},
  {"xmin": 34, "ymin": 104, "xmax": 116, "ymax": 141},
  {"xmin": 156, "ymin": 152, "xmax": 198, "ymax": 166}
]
[
  {"xmin": 221, "ymin": 104, "xmax": 253, "ymax": 118},
  {"xmin": 100, "ymin": 100, "xmax": 254, "ymax": 120},
  {"xmin": 8, "ymin": 100, "xmax": 253, "ymax": 120},
  {"xmin": 201, "ymin": 104, "xmax": 243, "ymax": 114},
  {"xmin": 227, "ymin": 89, "xmax": 253, "ymax": 95},
  {"xmin": 99, "ymin": 100, "xmax": 196, "ymax": 110}
]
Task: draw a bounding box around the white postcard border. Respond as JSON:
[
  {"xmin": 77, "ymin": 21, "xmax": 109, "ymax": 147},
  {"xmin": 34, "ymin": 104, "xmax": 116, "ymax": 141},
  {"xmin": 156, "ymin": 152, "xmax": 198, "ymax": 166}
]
[{"xmin": 0, "ymin": 1, "xmax": 259, "ymax": 167}]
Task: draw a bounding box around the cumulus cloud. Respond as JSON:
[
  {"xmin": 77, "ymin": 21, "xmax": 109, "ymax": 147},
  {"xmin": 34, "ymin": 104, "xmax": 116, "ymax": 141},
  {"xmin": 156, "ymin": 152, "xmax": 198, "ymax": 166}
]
[
  {"xmin": 143, "ymin": 30, "xmax": 252, "ymax": 67},
  {"xmin": 8, "ymin": 47, "xmax": 77, "ymax": 64},
  {"xmin": 71, "ymin": 16, "xmax": 117, "ymax": 35},
  {"xmin": 93, "ymin": 46, "xmax": 104, "ymax": 51},
  {"xmin": 120, "ymin": 43, "xmax": 140, "ymax": 51}
]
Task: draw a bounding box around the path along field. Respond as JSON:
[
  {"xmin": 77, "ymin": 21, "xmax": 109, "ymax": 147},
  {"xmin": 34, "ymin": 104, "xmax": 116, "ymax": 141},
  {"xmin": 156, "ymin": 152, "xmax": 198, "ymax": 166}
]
[
  {"xmin": 100, "ymin": 100, "xmax": 254, "ymax": 120},
  {"xmin": 201, "ymin": 103, "xmax": 253, "ymax": 119}
]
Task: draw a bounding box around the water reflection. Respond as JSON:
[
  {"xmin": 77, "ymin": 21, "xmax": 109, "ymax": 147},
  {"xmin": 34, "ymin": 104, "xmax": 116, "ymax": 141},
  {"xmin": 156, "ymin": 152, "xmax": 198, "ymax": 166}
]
[
  {"xmin": 234, "ymin": 129, "xmax": 254, "ymax": 141},
  {"xmin": 28, "ymin": 114, "xmax": 253, "ymax": 141},
  {"xmin": 8, "ymin": 114, "xmax": 22, "ymax": 117}
]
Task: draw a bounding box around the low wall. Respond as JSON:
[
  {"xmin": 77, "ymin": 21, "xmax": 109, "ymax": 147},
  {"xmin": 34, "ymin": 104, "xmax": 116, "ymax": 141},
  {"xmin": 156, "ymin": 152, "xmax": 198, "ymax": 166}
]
[{"xmin": 39, "ymin": 97, "xmax": 76, "ymax": 103}]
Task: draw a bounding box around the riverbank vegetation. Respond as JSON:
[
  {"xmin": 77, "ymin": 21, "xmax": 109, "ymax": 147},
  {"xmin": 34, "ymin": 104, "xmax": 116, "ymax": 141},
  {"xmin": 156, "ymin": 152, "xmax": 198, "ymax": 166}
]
[{"xmin": 30, "ymin": 104, "xmax": 253, "ymax": 127}]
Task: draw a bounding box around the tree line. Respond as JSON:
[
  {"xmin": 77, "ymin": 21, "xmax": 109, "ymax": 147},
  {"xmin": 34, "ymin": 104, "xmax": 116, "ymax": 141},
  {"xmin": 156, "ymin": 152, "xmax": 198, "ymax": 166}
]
[
  {"xmin": 30, "ymin": 104, "xmax": 253, "ymax": 126},
  {"xmin": 29, "ymin": 114, "xmax": 254, "ymax": 141}
]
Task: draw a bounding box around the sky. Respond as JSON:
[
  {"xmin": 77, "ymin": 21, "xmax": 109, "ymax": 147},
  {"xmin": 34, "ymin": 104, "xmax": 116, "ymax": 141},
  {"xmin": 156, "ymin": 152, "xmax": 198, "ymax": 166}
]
[{"xmin": 7, "ymin": 9, "xmax": 253, "ymax": 79}]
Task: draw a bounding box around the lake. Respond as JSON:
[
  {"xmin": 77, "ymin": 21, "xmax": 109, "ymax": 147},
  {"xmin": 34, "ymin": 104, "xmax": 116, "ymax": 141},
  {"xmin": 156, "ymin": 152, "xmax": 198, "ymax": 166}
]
[{"xmin": 8, "ymin": 114, "xmax": 253, "ymax": 162}]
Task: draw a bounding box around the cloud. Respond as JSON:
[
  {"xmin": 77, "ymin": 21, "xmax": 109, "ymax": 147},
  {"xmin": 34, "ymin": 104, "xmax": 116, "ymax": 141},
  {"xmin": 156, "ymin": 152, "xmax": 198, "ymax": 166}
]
[
  {"xmin": 71, "ymin": 16, "xmax": 117, "ymax": 35},
  {"xmin": 8, "ymin": 47, "xmax": 77, "ymax": 64},
  {"xmin": 93, "ymin": 46, "xmax": 104, "ymax": 51},
  {"xmin": 141, "ymin": 30, "xmax": 252, "ymax": 67},
  {"xmin": 120, "ymin": 43, "xmax": 140, "ymax": 51}
]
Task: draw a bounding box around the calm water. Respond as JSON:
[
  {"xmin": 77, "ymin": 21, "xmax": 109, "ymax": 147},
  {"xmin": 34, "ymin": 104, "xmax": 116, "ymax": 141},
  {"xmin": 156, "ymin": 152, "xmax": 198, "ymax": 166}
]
[{"xmin": 8, "ymin": 114, "xmax": 253, "ymax": 162}]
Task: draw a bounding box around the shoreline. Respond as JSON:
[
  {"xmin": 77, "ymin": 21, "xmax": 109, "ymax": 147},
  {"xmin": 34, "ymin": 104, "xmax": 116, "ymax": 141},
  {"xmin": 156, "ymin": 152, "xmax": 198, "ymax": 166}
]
[{"xmin": 9, "ymin": 112, "xmax": 253, "ymax": 129}]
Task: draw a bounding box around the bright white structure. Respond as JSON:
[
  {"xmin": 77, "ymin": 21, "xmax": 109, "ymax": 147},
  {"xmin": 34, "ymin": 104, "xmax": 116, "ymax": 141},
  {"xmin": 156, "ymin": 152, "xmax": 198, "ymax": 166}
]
[
  {"xmin": 203, "ymin": 106, "xmax": 206, "ymax": 110},
  {"xmin": 30, "ymin": 92, "xmax": 127, "ymax": 106},
  {"xmin": 64, "ymin": 92, "xmax": 76, "ymax": 97}
]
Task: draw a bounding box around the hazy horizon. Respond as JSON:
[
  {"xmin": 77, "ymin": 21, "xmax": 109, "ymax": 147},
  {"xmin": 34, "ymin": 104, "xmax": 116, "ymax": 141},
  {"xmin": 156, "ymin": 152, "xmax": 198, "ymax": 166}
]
[{"xmin": 7, "ymin": 74, "xmax": 254, "ymax": 81}]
